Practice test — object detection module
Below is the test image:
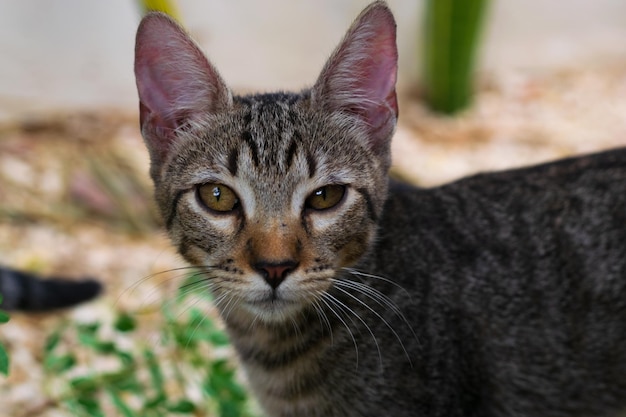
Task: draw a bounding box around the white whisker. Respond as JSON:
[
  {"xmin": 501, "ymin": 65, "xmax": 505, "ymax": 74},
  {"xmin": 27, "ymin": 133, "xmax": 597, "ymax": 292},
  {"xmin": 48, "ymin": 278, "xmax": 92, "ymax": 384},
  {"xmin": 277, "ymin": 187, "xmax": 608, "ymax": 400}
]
[
  {"xmin": 312, "ymin": 298, "xmax": 334, "ymax": 346},
  {"xmin": 332, "ymin": 285, "xmax": 412, "ymax": 368},
  {"xmin": 334, "ymin": 278, "xmax": 419, "ymax": 346},
  {"xmin": 342, "ymin": 267, "xmax": 412, "ymax": 298},
  {"xmin": 318, "ymin": 292, "xmax": 359, "ymax": 369},
  {"xmin": 322, "ymin": 291, "xmax": 384, "ymax": 371}
]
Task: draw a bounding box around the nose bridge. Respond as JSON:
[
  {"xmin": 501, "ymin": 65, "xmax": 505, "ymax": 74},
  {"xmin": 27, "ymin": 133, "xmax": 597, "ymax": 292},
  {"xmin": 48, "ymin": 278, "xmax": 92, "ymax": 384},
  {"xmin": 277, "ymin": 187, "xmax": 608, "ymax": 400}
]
[{"xmin": 249, "ymin": 218, "xmax": 298, "ymax": 262}]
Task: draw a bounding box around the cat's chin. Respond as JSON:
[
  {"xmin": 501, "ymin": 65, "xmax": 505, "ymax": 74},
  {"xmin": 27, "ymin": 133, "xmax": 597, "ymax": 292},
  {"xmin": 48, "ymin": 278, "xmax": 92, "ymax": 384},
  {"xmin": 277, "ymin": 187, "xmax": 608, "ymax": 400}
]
[
  {"xmin": 220, "ymin": 288, "xmax": 314, "ymax": 324},
  {"xmin": 242, "ymin": 298, "xmax": 307, "ymax": 323}
]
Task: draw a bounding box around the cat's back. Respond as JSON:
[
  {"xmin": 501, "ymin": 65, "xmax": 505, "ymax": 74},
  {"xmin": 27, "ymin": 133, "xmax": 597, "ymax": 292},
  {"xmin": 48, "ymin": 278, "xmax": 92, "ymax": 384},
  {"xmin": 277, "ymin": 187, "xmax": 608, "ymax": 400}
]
[
  {"xmin": 382, "ymin": 147, "xmax": 626, "ymax": 260},
  {"xmin": 372, "ymin": 147, "xmax": 626, "ymax": 416}
]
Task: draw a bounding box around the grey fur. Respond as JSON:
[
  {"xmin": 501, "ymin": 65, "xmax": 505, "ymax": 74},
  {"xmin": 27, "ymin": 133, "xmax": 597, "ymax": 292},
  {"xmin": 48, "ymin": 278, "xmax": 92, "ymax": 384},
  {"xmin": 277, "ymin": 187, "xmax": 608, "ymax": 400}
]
[{"xmin": 134, "ymin": 2, "xmax": 626, "ymax": 416}]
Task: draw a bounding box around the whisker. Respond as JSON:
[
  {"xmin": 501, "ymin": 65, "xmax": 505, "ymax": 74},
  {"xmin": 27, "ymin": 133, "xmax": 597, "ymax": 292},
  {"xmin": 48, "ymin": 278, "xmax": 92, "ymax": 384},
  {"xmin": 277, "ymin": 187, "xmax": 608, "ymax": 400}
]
[
  {"xmin": 323, "ymin": 291, "xmax": 384, "ymax": 371},
  {"xmin": 311, "ymin": 298, "xmax": 334, "ymax": 346},
  {"xmin": 118, "ymin": 265, "xmax": 217, "ymax": 308},
  {"xmin": 342, "ymin": 267, "xmax": 412, "ymax": 298},
  {"xmin": 182, "ymin": 296, "xmax": 212, "ymax": 349},
  {"xmin": 318, "ymin": 292, "xmax": 359, "ymax": 369},
  {"xmin": 332, "ymin": 285, "xmax": 412, "ymax": 368},
  {"xmin": 161, "ymin": 271, "xmax": 214, "ymax": 313},
  {"xmin": 334, "ymin": 278, "xmax": 419, "ymax": 346},
  {"xmin": 214, "ymin": 288, "xmax": 239, "ymax": 324}
]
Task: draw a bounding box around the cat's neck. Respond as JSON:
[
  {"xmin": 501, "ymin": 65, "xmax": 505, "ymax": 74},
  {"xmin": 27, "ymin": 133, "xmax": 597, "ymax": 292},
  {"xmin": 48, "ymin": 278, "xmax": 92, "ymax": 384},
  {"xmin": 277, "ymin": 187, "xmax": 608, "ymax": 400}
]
[
  {"xmin": 222, "ymin": 303, "xmax": 337, "ymax": 413},
  {"xmin": 222, "ymin": 302, "xmax": 332, "ymax": 354}
]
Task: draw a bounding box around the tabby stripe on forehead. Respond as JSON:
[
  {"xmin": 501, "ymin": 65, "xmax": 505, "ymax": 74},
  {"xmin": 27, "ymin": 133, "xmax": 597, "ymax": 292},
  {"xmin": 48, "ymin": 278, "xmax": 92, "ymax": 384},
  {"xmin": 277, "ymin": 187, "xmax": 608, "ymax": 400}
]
[
  {"xmin": 227, "ymin": 147, "xmax": 239, "ymax": 176},
  {"xmin": 241, "ymin": 131, "xmax": 260, "ymax": 167},
  {"xmin": 356, "ymin": 187, "xmax": 378, "ymax": 222},
  {"xmin": 306, "ymin": 149, "xmax": 317, "ymax": 178},
  {"xmin": 285, "ymin": 137, "xmax": 298, "ymax": 169},
  {"xmin": 166, "ymin": 189, "xmax": 186, "ymax": 229}
]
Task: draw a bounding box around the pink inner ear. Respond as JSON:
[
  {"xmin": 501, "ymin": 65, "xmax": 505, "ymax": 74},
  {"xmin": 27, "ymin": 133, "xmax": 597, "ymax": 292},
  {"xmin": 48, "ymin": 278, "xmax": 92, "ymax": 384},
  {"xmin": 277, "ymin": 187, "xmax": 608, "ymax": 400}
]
[
  {"xmin": 357, "ymin": 29, "xmax": 398, "ymax": 129},
  {"xmin": 313, "ymin": 3, "xmax": 398, "ymax": 146},
  {"xmin": 134, "ymin": 13, "xmax": 230, "ymax": 161}
]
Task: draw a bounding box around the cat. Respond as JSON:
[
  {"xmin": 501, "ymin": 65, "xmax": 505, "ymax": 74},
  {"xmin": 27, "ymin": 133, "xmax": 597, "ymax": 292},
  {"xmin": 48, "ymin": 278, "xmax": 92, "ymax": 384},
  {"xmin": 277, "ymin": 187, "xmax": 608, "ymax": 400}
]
[
  {"xmin": 0, "ymin": 265, "xmax": 101, "ymax": 311},
  {"xmin": 133, "ymin": 2, "xmax": 626, "ymax": 417}
]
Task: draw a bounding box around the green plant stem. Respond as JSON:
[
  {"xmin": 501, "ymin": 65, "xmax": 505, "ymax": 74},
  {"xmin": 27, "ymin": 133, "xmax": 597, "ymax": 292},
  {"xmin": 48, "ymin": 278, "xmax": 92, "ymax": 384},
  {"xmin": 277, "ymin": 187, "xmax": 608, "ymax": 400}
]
[{"xmin": 422, "ymin": 0, "xmax": 490, "ymax": 114}]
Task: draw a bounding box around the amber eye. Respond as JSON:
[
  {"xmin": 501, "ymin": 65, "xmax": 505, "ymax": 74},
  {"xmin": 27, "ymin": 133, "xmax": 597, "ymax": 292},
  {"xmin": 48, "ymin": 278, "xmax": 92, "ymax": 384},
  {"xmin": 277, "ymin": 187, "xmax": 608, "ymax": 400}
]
[
  {"xmin": 305, "ymin": 185, "xmax": 346, "ymax": 210},
  {"xmin": 197, "ymin": 183, "xmax": 239, "ymax": 213}
]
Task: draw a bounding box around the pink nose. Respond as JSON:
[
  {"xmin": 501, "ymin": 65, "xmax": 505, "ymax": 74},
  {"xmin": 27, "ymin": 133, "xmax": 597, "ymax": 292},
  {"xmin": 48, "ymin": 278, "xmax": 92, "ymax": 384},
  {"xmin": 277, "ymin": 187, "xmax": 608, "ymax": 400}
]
[{"xmin": 254, "ymin": 261, "xmax": 298, "ymax": 289}]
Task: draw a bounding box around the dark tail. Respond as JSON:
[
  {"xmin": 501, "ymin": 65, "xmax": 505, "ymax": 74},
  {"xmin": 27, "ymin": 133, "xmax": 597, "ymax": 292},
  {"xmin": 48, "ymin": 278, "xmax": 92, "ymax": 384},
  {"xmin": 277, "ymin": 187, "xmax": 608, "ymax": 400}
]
[{"xmin": 0, "ymin": 266, "xmax": 102, "ymax": 311}]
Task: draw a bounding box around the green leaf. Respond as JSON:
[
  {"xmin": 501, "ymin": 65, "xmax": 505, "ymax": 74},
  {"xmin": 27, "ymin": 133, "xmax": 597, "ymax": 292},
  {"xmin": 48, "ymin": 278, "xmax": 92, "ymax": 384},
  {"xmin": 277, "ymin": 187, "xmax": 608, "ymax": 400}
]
[
  {"xmin": 75, "ymin": 395, "xmax": 105, "ymax": 417},
  {"xmin": 209, "ymin": 330, "xmax": 230, "ymax": 346},
  {"xmin": 0, "ymin": 344, "xmax": 9, "ymax": 376},
  {"xmin": 77, "ymin": 332, "xmax": 99, "ymax": 349},
  {"xmin": 114, "ymin": 313, "xmax": 137, "ymax": 332},
  {"xmin": 44, "ymin": 331, "xmax": 61, "ymax": 353},
  {"xmin": 144, "ymin": 392, "xmax": 167, "ymax": 410},
  {"xmin": 116, "ymin": 350, "xmax": 135, "ymax": 366},
  {"xmin": 166, "ymin": 399, "xmax": 196, "ymax": 413},
  {"xmin": 45, "ymin": 353, "xmax": 77, "ymax": 373},
  {"xmin": 70, "ymin": 376, "xmax": 99, "ymax": 394},
  {"xmin": 94, "ymin": 341, "xmax": 116, "ymax": 354},
  {"xmin": 0, "ymin": 310, "xmax": 9, "ymax": 324},
  {"xmin": 77, "ymin": 322, "xmax": 101, "ymax": 335},
  {"xmin": 144, "ymin": 349, "xmax": 164, "ymax": 390},
  {"xmin": 108, "ymin": 389, "xmax": 137, "ymax": 417}
]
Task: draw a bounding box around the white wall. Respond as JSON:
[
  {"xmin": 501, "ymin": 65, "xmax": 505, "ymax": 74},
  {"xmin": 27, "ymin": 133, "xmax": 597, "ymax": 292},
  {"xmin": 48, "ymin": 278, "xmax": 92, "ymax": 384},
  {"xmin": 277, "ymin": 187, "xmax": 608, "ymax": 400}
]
[{"xmin": 0, "ymin": 0, "xmax": 625, "ymax": 121}]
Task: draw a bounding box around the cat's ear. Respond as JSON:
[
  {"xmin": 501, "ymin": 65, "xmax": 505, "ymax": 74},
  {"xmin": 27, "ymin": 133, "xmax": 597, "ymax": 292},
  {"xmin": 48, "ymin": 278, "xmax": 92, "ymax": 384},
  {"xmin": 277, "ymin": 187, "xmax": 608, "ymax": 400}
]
[
  {"xmin": 134, "ymin": 13, "xmax": 231, "ymax": 166},
  {"xmin": 312, "ymin": 2, "xmax": 398, "ymax": 151}
]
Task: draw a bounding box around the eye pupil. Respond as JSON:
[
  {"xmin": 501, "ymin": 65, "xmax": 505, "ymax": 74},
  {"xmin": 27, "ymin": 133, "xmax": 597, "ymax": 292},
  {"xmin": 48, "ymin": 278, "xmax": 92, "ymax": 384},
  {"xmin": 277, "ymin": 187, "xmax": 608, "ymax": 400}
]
[
  {"xmin": 197, "ymin": 183, "xmax": 239, "ymax": 213},
  {"xmin": 306, "ymin": 185, "xmax": 345, "ymax": 211}
]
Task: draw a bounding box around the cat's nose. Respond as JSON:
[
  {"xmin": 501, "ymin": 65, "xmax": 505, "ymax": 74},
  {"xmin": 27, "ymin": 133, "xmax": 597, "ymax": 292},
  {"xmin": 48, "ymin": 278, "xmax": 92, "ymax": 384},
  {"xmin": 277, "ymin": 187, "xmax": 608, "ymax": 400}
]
[{"xmin": 254, "ymin": 261, "xmax": 298, "ymax": 289}]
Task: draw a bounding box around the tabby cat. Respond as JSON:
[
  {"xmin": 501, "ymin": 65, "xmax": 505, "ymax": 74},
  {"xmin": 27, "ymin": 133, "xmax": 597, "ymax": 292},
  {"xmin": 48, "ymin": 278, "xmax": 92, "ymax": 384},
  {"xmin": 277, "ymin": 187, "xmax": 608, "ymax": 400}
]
[{"xmin": 133, "ymin": 2, "xmax": 626, "ymax": 416}]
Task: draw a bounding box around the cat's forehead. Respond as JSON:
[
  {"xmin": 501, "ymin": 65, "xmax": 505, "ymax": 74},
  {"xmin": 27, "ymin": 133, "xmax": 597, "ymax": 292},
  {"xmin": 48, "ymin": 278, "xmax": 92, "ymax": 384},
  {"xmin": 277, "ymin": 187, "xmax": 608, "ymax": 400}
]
[
  {"xmin": 175, "ymin": 91, "xmax": 374, "ymax": 209},
  {"xmin": 231, "ymin": 92, "xmax": 313, "ymax": 176},
  {"xmin": 236, "ymin": 92, "xmax": 307, "ymax": 141}
]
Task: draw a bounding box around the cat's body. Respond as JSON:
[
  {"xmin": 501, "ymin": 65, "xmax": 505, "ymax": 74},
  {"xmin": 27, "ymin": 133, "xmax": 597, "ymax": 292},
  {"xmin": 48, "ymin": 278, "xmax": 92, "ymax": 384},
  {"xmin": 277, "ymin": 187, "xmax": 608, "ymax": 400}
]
[
  {"xmin": 226, "ymin": 149, "xmax": 626, "ymax": 417},
  {"xmin": 134, "ymin": 3, "xmax": 626, "ymax": 417},
  {"xmin": 0, "ymin": 265, "xmax": 101, "ymax": 311}
]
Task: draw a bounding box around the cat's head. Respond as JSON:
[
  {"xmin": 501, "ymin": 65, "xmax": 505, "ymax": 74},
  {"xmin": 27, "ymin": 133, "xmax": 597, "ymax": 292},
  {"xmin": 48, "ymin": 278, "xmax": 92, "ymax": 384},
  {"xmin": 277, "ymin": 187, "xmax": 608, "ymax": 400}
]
[{"xmin": 134, "ymin": 2, "xmax": 397, "ymax": 322}]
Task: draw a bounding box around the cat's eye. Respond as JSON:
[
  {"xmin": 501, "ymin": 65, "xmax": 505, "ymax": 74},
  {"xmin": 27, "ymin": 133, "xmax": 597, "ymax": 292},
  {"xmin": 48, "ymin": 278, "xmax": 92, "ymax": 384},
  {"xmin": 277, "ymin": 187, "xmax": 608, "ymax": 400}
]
[
  {"xmin": 197, "ymin": 183, "xmax": 240, "ymax": 213},
  {"xmin": 305, "ymin": 185, "xmax": 346, "ymax": 211}
]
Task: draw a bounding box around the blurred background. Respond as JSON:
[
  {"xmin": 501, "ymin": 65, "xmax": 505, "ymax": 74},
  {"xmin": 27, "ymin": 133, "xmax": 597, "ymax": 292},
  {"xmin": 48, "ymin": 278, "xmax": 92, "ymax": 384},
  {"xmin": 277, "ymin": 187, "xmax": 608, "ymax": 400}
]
[{"xmin": 0, "ymin": 1, "xmax": 626, "ymax": 416}]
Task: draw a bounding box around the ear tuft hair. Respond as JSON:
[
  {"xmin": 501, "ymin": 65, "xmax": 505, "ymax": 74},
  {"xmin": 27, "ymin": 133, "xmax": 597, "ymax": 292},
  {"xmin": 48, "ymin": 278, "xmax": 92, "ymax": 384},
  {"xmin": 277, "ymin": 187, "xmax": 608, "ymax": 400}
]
[{"xmin": 312, "ymin": 2, "xmax": 398, "ymax": 151}]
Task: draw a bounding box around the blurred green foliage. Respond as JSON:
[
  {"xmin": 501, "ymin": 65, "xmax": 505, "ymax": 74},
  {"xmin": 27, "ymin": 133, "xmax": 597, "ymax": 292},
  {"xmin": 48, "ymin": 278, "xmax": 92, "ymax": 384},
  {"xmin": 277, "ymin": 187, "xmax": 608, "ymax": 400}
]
[
  {"xmin": 0, "ymin": 295, "xmax": 9, "ymax": 376},
  {"xmin": 43, "ymin": 276, "xmax": 259, "ymax": 417}
]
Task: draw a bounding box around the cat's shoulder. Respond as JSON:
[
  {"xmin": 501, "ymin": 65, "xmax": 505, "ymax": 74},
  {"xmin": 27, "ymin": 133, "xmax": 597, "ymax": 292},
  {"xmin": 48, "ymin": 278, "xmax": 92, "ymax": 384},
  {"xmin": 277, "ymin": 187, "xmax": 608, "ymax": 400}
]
[
  {"xmin": 385, "ymin": 146, "xmax": 626, "ymax": 221},
  {"xmin": 458, "ymin": 146, "xmax": 626, "ymax": 189}
]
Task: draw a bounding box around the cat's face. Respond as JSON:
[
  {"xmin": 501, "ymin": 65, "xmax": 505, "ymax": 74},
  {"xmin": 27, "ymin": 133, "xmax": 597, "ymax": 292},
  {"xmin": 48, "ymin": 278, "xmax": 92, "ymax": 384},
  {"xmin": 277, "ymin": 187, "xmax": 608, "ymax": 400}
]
[{"xmin": 134, "ymin": 3, "xmax": 398, "ymax": 322}]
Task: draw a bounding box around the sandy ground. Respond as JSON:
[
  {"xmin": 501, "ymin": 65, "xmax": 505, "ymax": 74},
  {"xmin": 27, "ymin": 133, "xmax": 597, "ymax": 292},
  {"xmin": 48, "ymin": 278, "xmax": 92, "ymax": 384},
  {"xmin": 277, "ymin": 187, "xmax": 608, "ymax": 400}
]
[{"xmin": 1, "ymin": 64, "xmax": 626, "ymax": 416}]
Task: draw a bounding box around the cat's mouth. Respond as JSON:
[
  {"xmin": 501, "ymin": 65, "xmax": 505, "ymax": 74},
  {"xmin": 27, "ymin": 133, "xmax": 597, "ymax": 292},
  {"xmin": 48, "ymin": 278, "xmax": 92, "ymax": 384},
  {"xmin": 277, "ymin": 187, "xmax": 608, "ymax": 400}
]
[
  {"xmin": 248, "ymin": 291, "xmax": 299, "ymax": 308},
  {"xmin": 242, "ymin": 289, "xmax": 312, "ymax": 321}
]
